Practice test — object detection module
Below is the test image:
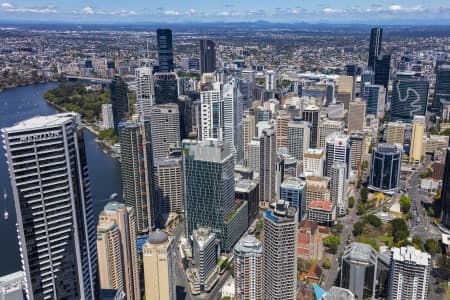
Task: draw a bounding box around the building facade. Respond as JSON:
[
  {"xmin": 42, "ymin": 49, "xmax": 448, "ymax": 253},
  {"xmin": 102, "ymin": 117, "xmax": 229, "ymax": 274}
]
[
  {"xmin": 234, "ymin": 236, "xmax": 263, "ymax": 300},
  {"xmin": 369, "ymin": 143, "xmax": 402, "ymax": 194}
]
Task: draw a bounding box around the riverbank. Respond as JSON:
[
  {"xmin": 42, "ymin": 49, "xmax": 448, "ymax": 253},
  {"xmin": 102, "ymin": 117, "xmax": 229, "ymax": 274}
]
[{"xmin": 0, "ymin": 78, "xmax": 60, "ymax": 93}]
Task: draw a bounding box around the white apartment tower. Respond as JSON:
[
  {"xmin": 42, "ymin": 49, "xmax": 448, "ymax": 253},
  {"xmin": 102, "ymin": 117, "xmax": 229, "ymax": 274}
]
[
  {"xmin": 149, "ymin": 104, "xmax": 181, "ymax": 160},
  {"xmin": 325, "ymin": 133, "xmax": 351, "ymax": 178},
  {"xmin": 199, "ymin": 82, "xmax": 223, "ymax": 141},
  {"xmin": 102, "ymin": 103, "xmax": 114, "ymax": 129},
  {"xmin": 223, "ymin": 79, "xmax": 244, "ymax": 165},
  {"xmin": 135, "ymin": 66, "xmax": 154, "ymax": 117}
]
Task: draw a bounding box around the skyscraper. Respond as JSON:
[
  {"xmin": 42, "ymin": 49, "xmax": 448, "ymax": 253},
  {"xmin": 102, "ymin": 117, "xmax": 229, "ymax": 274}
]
[
  {"xmin": 97, "ymin": 202, "xmax": 139, "ymax": 300},
  {"xmin": 153, "ymin": 156, "xmax": 183, "ymax": 215},
  {"xmin": 110, "ymin": 75, "xmax": 129, "ymax": 135},
  {"xmin": 368, "ymin": 27, "xmax": 383, "ymax": 71},
  {"xmin": 388, "ymin": 246, "xmax": 431, "ymax": 300},
  {"xmin": 276, "ymin": 111, "xmax": 290, "ymax": 149},
  {"xmin": 2, "ymin": 113, "xmax": 97, "ymax": 299},
  {"xmin": 183, "ymin": 139, "xmax": 248, "ymax": 251},
  {"xmin": 157, "ymin": 28, "xmax": 174, "ymax": 73},
  {"xmin": 390, "ymin": 73, "xmax": 429, "ymax": 123},
  {"xmin": 362, "ymin": 84, "xmax": 386, "ymax": 118},
  {"xmin": 341, "ymin": 242, "xmax": 377, "ymax": 299},
  {"xmin": 199, "ymin": 82, "xmax": 223, "ymax": 141},
  {"xmin": 247, "ymin": 138, "xmax": 260, "ymax": 174},
  {"xmin": 330, "ymin": 162, "xmax": 348, "ymax": 215},
  {"xmin": 325, "ymin": 133, "xmax": 351, "ymax": 178},
  {"xmin": 432, "ymin": 64, "xmax": 450, "ymax": 111},
  {"xmin": 153, "ymin": 72, "xmax": 179, "ymax": 105},
  {"xmin": 318, "ymin": 120, "xmax": 344, "ymax": 149},
  {"xmin": 135, "ymin": 66, "xmax": 154, "ymax": 117},
  {"xmin": 259, "ymin": 128, "xmax": 277, "ymax": 204},
  {"xmin": 149, "ymin": 104, "xmax": 181, "ymax": 160},
  {"xmin": 143, "ymin": 230, "xmax": 176, "ymax": 300},
  {"xmin": 200, "ymin": 39, "xmax": 216, "ymax": 74},
  {"xmin": 263, "ymin": 200, "xmax": 297, "ymax": 300},
  {"xmin": 441, "ymin": 148, "xmax": 450, "ymax": 227},
  {"xmin": 234, "ymin": 235, "xmax": 263, "ymax": 300},
  {"xmin": 102, "ymin": 103, "xmax": 114, "ymax": 129},
  {"xmin": 287, "ymin": 118, "xmax": 311, "ymax": 161},
  {"xmin": 303, "ymin": 148, "xmax": 325, "ymax": 177},
  {"xmin": 223, "ymin": 79, "xmax": 244, "ymax": 165},
  {"xmin": 348, "ymin": 100, "xmax": 366, "ymax": 132},
  {"xmin": 302, "ymin": 105, "xmax": 320, "ymax": 148},
  {"xmin": 280, "ymin": 177, "xmax": 306, "ymax": 221},
  {"xmin": 265, "ymin": 70, "xmax": 275, "ymax": 91},
  {"xmin": 235, "ymin": 179, "xmax": 259, "ymax": 225},
  {"xmin": 369, "ymin": 143, "xmax": 402, "ymax": 194},
  {"xmin": 119, "ymin": 120, "xmax": 155, "ymax": 232},
  {"xmin": 374, "ymin": 54, "xmax": 391, "ymax": 92},
  {"xmin": 243, "ymin": 113, "xmax": 256, "ymax": 164},
  {"xmin": 410, "ymin": 116, "xmax": 425, "ymax": 163},
  {"xmin": 192, "ymin": 227, "xmax": 219, "ymax": 291}
]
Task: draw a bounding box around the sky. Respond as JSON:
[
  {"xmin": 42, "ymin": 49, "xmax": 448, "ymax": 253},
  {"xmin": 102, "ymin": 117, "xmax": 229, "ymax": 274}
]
[{"xmin": 0, "ymin": 0, "xmax": 450, "ymax": 24}]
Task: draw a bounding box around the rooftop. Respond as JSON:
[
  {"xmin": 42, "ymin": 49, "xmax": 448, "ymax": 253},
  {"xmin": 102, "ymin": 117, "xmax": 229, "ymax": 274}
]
[
  {"xmin": 3, "ymin": 112, "xmax": 80, "ymax": 132},
  {"xmin": 343, "ymin": 242, "xmax": 377, "ymax": 265},
  {"xmin": 392, "ymin": 246, "xmax": 430, "ymax": 266},
  {"xmin": 147, "ymin": 229, "xmax": 169, "ymax": 245},
  {"xmin": 234, "ymin": 235, "xmax": 262, "ymax": 255},
  {"xmin": 309, "ymin": 200, "xmax": 334, "ymax": 212}
]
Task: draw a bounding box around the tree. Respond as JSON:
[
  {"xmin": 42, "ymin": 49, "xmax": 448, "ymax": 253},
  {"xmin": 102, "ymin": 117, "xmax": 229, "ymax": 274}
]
[
  {"xmin": 361, "ymin": 160, "xmax": 369, "ymax": 170},
  {"xmin": 412, "ymin": 235, "xmax": 423, "ymax": 251},
  {"xmin": 353, "ymin": 221, "xmax": 365, "ymax": 236},
  {"xmin": 323, "ymin": 235, "xmax": 340, "ymax": 254},
  {"xmin": 366, "ymin": 214, "xmax": 382, "ymax": 228},
  {"xmin": 424, "ymin": 239, "xmax": 440, "ymax": 255},
  {"xmin": 322, "ymin": 257, "xmax": 331, "ymax": 269},
  {"xmin": 437, "ymin": 255, "xmax": 450, "ymax": 280},
  {"xmin": 348, "ymin": 196, "xmax": 355, "ymax": 208},
  {"xmin": 360, "ymin": 187, "xmax": 369, "ymax": 202},
  {"xmin": 389, "ymin": 218, "xmax": 409, "ymax": 244},
  {"xmin": 399, "ymin": 196, "xmax": 411, "ymax": 214},
  {"xmin": 357, "ymin": 200, "xmax": 366, "ymax": 216}
]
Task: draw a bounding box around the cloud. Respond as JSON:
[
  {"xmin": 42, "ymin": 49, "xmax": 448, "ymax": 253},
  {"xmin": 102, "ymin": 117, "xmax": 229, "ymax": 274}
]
[
  {"xmin": 81, "ymin": 6, "xmax": 94, "ymax": 15},
  {"xmin": 322, "ymin": 7, "xmax": 345, "ymax": 14},
  {"xmin": 0, "ymin": 2, "xmax": 56, "ymax": 13}
]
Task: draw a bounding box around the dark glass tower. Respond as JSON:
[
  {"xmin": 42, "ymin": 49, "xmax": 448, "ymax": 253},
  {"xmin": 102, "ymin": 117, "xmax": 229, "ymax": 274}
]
[
  {"xmin": 110, "ymin": 75, "xmax": 129, "ymax": 135},
  {"xmin": 369, "ymin": 143, "xmax": 402, "ymax": 194},
  {"xmin": 433, "ymin": 64, "xmax": 450, "ymax": 112},
  {"xmin": 368, "ymin": 27, "xmax": 383, "ymax": 71},
  {"xmin": 200, "ymin": 39, "xmax": 216, "ymax": 74},
  {"xmin": 2, "ymin": 113, "xmax": 97, "ymax": 299},
  {"xmin": 154, "ymin": 72, "xmax": 179, "ymax": 105},
  {"xmin": 441, "ymin": 148, "xmax": 450, "ymax": 227},
  {"xmin": 374, "ymin": 54, "xmax": 391, "ymax": 91},
  {"xmin": 157, "ymin": 28, "xmax": 174, "ymax": 73},
  {"xmin": 390, "ymin": 73, "xmax": 429, "ymax": 123}
]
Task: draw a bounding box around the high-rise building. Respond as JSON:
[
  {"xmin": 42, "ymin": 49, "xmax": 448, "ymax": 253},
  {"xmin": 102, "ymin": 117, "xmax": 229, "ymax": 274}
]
[
  {"xmin": 390, "ymin": 73, "xmax": 429, "ymax": 123},
  {"xmin": 305, "ymin": 176, "xmax": 330, "ymax": 217},
  {"xmin": 2, "ymin": 113, "xmax": 97, "ymax": 299},
  {"xmin": 350, "ymin": 131, "xmax": 368, "ymax": 171},
  {"xmin": 303, "ymin": 148, "xmax": 325, "ymax": 177},
  {"xmin": 432, "ymin": 64, "xmax": 450, "ymax": 111},
  {"xmin": 348, "ymin": 100, "xmax": 366, "ymax": 132},
  {"xmin": 330, "ymin": 162, "xmax": 348, "ymax": 215},
  {"xmin": 143, "ymin": 230, "xmax": 176, "ymax": 300},
  {"xmin": 259, "ymin": 128, "xmax": 277, "ymax": 204},
  {"xmin": 337, "ymin": 75, "xmax": 354, "ymax": 105},
  {"xmin": 360, "ymin": 69, "xmax": 375, "ymax": 95},
  {"xmin": 440, "ymin": 148, "xmax": 450, "ymax": 227},
  {"xmin": 247, "ymin": 138, "xmax": 260, "ymax": 174},
  {"xmin": 110, "ymin": 75, "xmax": 129, "ymax": 135},
  {"xmin": 223, "ymin": 79, "xmax": 244, "ymax": 164},
  {"xmin": 307, "ymin": 200, "xmax": 336, "ymax": 226},
  {"xmin": 192, "ymin": 227, "xmax": 219, "ymax": 291},
  {"xmin": 341, "ymin": 242, "xmax": 377, "ymax": 299},
  {"xmin": 0, "ymin": 271, "xmax": 24, "ymax": 300},
  {"xmin": 153, "ymin": 156, "xmax": 183, "ymax": 215},
  {"xmin": 362, "ymin": 84, "xmax": 386, "ymax": 118},
  {"xmin": 234, "ymin": 235, "xmax": 263, "ymax": 300},
  {"xmin": 385, "ymin": 121, "xmax": 406, "ymax": 145},
  {"xmin": 97, "ymin": 202, "xmax": 139, "ymax": 300},
  {"xmin": 280, "ymin": 177, "xmax": 306, "ymax": 221},
  {"xmin": 243, "ymin": 113, "xmax": 256, "ymax": 164},
  {"xmin": 200, "ymin": 39, "xmax": 216, "ymax": 74},
  {"xmin": 149, "ymin": 104, "xmax": 180, "ymax": 160},
  {"xmin": 97, "ymin": 221, "xmax": 123, "ymax": 294},
  {"xmin": 265, "ymin": 70, "xmax": 275, "ymax": 91},
  {"xmin": 374, "ymin": 54, "xmax": 391, "ymax": 91},
  {"xmin": 369, "ymin": 143, "xmax": 402, "ymax": 194},
  {"xmin": 287, "ymin": 118, "xmax": 311, "ymax": 161},
  {"xmin": 153, "ymin": 72, "xmax": 179, "ymax": 105},
  {"xmin": 235, "ymin": 179, "xmax": 259, "ymax": 225},
  {"xmin": 119, "ymin": 120, "xmax": 155, "ymax": 231},
  {"xmin": 410, "ymin": 116, "xmax": 425, "ymax": 163},
  {"xmin": 102, "ymin": 103, "xmax": 114, "ymax": 129},
  {"xmin": 135, "ymin": 67, "xmax": 154, "ymax": 117},
  {"xmin": 183, "ymin": 139, "xmax": 248, "ymax": 251},
  {"xmin": 368, "ymin": 28, "xmax": 383, "ymax": 71},
  {"xmin": 276, "ymin": 111, "xmax": 290, "ymax": 149},
  {"xmin": 388, "ymin": 246, "xmax": 431, "ymax": 300},
  {"xmin": 325, "ymin": 133, "xmax": 351, "ymax": 178},
  {"xmin": 263, "ymin": 201, "xmax": 298, "ymax": 300},
  {"xmin": 302, "ymin": 105, "xmax": 320, "ymax": 148},
  {"xmin": 157, "ymin": 28, "xmax": 174, "ymax": 73},
  {"xmin": 199, "ymin": 82, "xmax": 223, "ymax": 141},
  {"xmin": 319, "ymin": 120, "xmax": 344, "ymax": 149}
]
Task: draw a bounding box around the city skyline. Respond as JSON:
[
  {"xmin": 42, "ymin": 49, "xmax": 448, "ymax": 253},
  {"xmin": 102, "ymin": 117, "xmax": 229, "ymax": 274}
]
[{"xmin": 1, "ymin": 1, "xmax": 450, "ymax": 24}]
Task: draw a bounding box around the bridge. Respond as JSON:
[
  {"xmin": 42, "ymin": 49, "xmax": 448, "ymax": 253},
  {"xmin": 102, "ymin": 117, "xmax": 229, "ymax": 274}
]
[{"xmin": 65, "ymin": 75, "xmax": 111, "ymax": 83}]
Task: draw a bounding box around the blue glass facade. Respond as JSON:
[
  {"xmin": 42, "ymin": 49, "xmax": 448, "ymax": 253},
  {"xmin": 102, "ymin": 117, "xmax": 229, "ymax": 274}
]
[{"xmin": 369, "ymin": 144, "xmax": 402, "ymax": 194}]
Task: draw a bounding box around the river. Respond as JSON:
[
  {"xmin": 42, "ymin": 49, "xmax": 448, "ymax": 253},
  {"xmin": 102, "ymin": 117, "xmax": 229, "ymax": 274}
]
[{"xmin": 0, "ymin": 83, "xmax": 123, "ymax": 276}]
